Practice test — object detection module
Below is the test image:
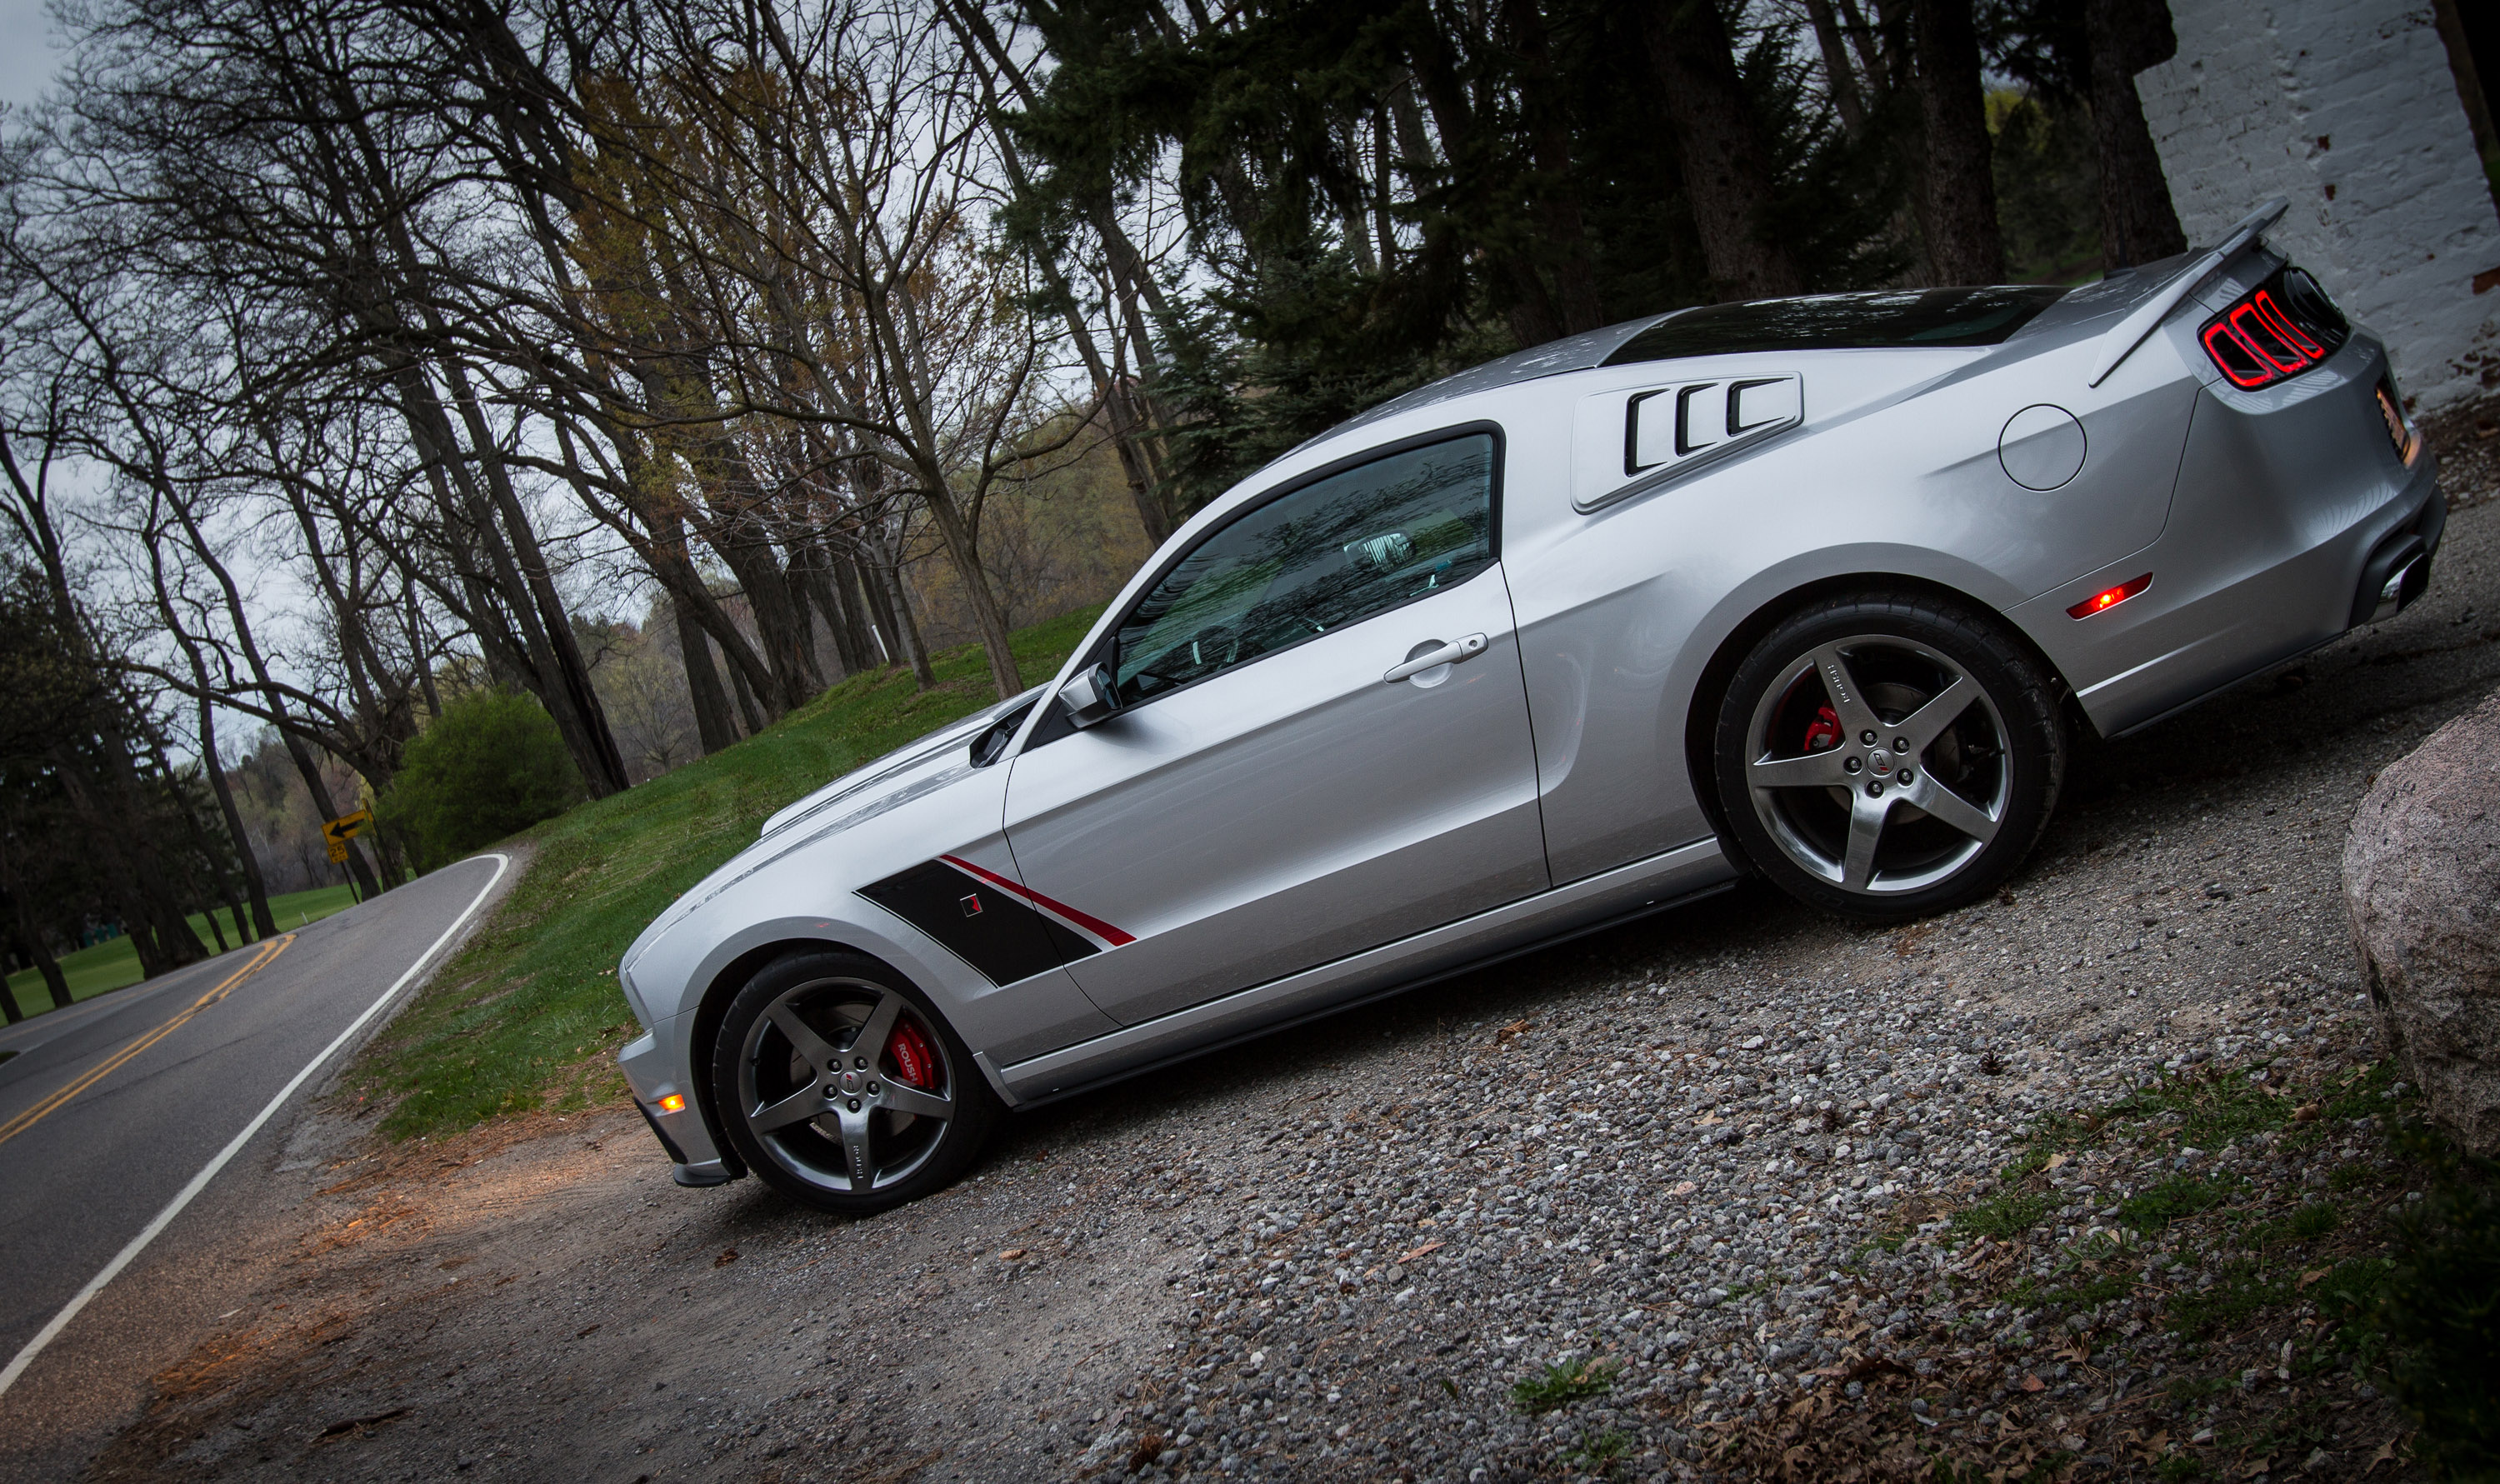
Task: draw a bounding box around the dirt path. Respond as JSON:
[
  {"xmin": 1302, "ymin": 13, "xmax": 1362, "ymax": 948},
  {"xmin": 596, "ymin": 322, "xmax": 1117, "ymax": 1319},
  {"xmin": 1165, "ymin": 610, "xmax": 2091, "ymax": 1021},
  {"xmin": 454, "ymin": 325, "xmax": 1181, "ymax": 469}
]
[{"xmin": 82, "ymin": 476, "xmax": 2500, "ymax": 1484}]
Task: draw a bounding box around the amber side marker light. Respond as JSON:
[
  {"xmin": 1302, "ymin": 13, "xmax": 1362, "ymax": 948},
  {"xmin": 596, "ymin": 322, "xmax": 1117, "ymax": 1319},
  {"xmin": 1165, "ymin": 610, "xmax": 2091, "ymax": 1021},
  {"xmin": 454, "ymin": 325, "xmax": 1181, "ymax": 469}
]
[
  {"xmin": 2068, "ymin": 573, "xmax": 2152, "ymax": 619},
  {"xmin": 656, "ymin": 1093, "xmax": 687, "ymax": 1114}
]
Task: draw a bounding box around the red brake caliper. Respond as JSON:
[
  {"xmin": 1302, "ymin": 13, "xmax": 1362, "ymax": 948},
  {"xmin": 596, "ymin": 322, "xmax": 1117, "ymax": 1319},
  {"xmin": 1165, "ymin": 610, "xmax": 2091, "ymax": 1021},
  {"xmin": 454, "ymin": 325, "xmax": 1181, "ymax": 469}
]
[
  {"xmin": 1802, "ymin": 703, "xmax": 1842, "ymax": 752},
  {"xmin": 886, "ymin": 1019, "xmax": 939, "ymax": 1091}
]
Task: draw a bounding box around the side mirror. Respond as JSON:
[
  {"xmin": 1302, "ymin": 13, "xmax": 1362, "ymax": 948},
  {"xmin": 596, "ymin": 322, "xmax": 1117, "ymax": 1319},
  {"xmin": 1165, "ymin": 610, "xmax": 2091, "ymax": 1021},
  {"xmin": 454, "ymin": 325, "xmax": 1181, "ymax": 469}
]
[{"xmin": 1058, "ymin": 663, "xmax": 1118, "ymax": 729}]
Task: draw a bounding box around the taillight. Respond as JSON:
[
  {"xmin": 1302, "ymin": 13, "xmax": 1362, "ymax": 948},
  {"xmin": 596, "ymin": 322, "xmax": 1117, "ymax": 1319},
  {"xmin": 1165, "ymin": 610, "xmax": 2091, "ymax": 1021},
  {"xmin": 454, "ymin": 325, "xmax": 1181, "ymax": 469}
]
[{"xmin": 2198, "ymin": 267, "xmax": 2349, "ymax": 389}]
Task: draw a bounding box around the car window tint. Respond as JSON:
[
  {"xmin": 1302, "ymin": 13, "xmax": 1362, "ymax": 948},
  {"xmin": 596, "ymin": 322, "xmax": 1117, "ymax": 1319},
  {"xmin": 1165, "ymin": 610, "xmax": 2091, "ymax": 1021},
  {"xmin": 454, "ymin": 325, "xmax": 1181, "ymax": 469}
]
[
  {"xmin": 1603, "ymin": 286, "xmax": 2069, "ymax": 362},
  {"xmin": 1112, "ymin": 433, "xmax": 1497, "ymax": 705}
]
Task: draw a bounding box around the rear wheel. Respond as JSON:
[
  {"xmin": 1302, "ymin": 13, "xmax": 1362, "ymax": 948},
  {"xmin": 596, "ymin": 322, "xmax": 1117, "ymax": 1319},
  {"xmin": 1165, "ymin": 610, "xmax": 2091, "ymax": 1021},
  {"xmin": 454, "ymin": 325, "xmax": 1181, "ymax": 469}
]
[
  {"xmin": 1711, "ymin": 592, "xmax": 2066, "ymax": 921},
  {"xmin": 709, "ymin": 949, "xmax": 998, "ymax": 1215}
]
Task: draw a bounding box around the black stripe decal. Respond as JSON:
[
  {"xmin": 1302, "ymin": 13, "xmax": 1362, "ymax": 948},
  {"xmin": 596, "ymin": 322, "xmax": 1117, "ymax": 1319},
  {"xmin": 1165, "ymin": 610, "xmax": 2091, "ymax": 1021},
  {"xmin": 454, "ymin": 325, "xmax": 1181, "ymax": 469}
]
[{"xmin": 858, "ymin": 860, "xmax": 1099, "ymax": 986}]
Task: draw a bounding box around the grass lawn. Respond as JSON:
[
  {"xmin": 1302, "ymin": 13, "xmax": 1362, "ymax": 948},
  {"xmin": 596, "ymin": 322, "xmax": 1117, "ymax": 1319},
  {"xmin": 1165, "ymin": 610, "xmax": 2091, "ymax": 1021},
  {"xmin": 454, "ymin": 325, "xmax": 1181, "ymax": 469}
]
[
  {"xmin": 5, "ymin": 883, "xmax": 365, "ymax": 1022},
  {"xmin": 349, "ymin": 608, "xmax": 1106, "ymax": 1140}
]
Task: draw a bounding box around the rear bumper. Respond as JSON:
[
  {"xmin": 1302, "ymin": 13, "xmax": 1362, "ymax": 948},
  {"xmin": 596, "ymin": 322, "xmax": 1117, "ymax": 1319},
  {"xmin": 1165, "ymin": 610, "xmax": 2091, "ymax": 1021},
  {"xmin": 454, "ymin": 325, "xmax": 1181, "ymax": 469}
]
[
  {"xmin": 619, "ymin": 1026, "xmax": 734, "ymax": 1188},
  {"xmin": 2348, "ymin": 487, "xmax": 2441, "ymax": 627},
  {"xmin": 2018, "ymin": 332, "xmax": 2438, "ymax": 737}
]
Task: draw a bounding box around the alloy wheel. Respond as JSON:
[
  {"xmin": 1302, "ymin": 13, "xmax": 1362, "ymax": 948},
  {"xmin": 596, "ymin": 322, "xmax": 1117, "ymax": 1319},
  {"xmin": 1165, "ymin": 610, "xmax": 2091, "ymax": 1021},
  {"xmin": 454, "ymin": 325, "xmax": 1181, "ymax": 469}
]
[
  {"xmin": 1741, "ymin": 634, "xmax": 2012, "ymax": 897},
  {"xmin": 733, "ymin": 976, "xmax": 958, "ymax": 1195}
]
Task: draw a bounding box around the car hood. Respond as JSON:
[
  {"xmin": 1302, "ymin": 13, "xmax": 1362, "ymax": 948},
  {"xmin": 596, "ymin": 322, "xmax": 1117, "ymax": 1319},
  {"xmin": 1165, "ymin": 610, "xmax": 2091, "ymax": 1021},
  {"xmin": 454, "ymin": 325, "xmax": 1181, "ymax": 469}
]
[{"xmin": 619, "ymin": 685, "xmax": 1044, "ymax": 978}]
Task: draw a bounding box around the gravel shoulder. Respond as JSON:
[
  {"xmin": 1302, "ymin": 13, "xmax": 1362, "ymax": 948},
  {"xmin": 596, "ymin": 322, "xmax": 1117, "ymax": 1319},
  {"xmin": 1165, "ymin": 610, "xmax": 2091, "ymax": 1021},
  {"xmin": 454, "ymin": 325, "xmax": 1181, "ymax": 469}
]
[{"xmin": 80, "ymin": 457, "xmax": 2500, "ymax": 1484}]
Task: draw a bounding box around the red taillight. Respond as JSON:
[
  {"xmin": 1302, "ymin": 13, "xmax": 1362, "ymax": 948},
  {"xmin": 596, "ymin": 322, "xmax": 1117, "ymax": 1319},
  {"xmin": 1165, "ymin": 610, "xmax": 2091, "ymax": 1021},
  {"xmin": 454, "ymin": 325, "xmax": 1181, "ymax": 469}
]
[
  {"xmin": 2068, "ymin": 573, "xmax": 2152, "ymax": 619},
  {"xmin": 2198, "ymin": 269, "xmax": 2348, "ymax": 389}
]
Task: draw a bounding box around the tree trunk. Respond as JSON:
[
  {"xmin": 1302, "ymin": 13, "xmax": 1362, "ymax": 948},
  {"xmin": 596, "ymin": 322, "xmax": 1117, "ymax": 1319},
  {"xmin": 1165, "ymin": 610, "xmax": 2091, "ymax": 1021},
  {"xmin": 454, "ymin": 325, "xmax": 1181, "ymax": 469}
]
[
  {"xmin": 673, "ymin": 591, "xmax": 742, "ymax": 755},
  {"xmin": 1914, "ymin": 0, "xmax": 2006, "ymax": 283},
  {"xmin": 1640, "ymin": 0, "xmax": 1809, "ymax": 299},
  {"xmin": 167, "ymin": 500, "xmax": 386, "ymax": 902},
  {"xmin": 1, "ymin": 882, "xmax": 67, "ymax": 1014},
  {"xmin": 918, "ymin": 489, "xmax": 1023, "ymax": 697},
  {"xmin": 871, "ymin": 557, "xmax": 938, "ymax": 688},
  {"xmin": 437, "ymin": 361, "xmax": 633, "ymax": 796},
  {"xmin": 1511, "ymin": 0, "xmax": 1608, "ymax": 333},
  {"xmin": 1803, "ymin": 0, "xmax": 1870, "ymax": 133},
  {"xmin": 801, "ymin": 542, "xmax": 870, "ymax": 678},
  {"xmin": 176, "ymin": 608, "xmax": 279, "ymax": 940},
  {"xmin": 2084, "ymin": 0, "xmax": 2188, "ymax": 268}
]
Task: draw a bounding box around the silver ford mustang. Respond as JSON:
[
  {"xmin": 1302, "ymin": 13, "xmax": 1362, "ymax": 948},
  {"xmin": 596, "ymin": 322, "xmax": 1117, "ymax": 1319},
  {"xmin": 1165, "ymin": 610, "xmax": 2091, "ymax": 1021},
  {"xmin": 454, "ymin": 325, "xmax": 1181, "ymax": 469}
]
[{"xmin": 616, "ymin": 201, "xmax": 2439, "ymax": 1212}]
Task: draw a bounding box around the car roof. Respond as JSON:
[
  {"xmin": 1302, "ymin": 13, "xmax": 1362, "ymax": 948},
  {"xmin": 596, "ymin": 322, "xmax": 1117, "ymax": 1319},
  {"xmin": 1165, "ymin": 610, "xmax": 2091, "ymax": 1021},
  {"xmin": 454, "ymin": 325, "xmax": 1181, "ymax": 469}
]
[{"xmin": 1294, "ymin": 285, "xmax": 2079, "ymax": 461}]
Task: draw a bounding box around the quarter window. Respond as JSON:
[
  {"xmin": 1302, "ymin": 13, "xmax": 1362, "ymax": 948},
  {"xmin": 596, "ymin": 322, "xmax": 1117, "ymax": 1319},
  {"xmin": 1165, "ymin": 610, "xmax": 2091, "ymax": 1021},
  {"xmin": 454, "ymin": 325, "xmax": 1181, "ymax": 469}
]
[{"xmin": 1112, "ymin": 433, "xmax": 1498, "ymax": 705}]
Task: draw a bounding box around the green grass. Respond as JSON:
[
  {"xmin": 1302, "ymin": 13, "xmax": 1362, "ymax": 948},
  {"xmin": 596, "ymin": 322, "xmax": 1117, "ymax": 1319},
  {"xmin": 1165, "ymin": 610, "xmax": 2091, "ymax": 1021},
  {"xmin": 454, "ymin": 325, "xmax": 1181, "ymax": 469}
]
[
  {"xmin": 1563, "ymin": 1427, "xmax": 1630, "ymax": 1472},
  {"xmin": 1511, "ymin": 1357, "xmax": 1618, "ymax": 1415},
  {"xmin": 2008, "ymin": 1268, "xmax": 2136, "ymax": 1312},
  {"xmin": 2165, "ymin": 1257, "xmax": 2294, "ymax": 1340},
  {"xmin": 1952, "ymin": 1190, "xmax": 2051, "ymax": 1239},
  {"xmin": 2118, "ymin": 1176, "xmax": 2234, "ymax": 1232},
  {"xmin": 349, "ymin": 607, "xmax": 1106, "ymax": 1139},
  {"xmin": 2262, "ymin": 1202, "xmax": 2342, "ymax": 1246},
  {"xmin": 6, "ymin": 883, "xmax": 362, "ymax": 1021}
]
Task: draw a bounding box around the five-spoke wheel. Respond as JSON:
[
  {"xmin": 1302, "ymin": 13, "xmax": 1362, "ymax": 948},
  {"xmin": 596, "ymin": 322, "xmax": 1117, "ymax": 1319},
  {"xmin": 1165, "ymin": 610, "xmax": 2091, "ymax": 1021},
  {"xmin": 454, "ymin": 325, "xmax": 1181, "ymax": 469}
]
[
  {"xmin": 1712, "ymin": 593, "xmax": 2065, "ymax": 920},
  {"xmin": 711, "ymin": 949, "xmax": 996, "ymax": 1214}
]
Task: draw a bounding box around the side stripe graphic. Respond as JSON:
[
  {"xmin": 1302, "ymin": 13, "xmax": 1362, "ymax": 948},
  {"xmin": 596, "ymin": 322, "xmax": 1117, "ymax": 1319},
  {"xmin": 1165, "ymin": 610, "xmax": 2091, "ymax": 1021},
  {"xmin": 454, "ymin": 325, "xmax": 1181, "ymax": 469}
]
[
  {"xmin": 858, "ymin": 860, "xmax": 1073, "ymax": 986},
  {"xmin": 938, "ymin": 855, "xmax": 1138, "ymax": 947}
]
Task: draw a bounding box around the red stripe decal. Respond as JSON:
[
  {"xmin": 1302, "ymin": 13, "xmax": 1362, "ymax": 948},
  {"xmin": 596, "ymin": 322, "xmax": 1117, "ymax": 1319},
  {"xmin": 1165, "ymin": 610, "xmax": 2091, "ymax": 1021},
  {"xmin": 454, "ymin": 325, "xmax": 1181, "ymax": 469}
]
[{"xmin": 938, "ymin": 856, "xmax": 1137, "ymax": 947}]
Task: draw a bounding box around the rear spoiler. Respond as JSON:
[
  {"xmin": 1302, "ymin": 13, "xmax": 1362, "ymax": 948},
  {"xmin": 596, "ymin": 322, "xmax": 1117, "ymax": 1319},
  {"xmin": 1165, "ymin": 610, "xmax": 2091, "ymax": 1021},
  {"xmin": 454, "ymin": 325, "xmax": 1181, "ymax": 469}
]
[{"xmin": 2086, "ymin": 197, "xmax": 2290, "ymax": 387}]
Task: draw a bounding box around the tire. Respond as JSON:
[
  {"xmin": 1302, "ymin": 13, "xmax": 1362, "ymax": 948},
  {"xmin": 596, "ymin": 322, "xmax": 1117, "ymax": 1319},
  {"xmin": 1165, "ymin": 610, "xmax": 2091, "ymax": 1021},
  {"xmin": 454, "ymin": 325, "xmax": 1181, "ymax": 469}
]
[
  {"xmin": 1710, "ymin": 591, "xmax": 2066, "ymax": 922},
  {"xmin": 708, "ymin": 948, "xmax": 999, "ymax": 1215}
]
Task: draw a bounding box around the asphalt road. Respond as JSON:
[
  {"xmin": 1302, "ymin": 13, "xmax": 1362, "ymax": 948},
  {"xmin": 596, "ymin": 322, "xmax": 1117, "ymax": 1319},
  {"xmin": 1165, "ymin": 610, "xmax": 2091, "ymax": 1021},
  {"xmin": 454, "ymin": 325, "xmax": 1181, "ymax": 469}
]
[{"xmin": 0, "ymin": 853, "xmax": 512, "ymax": 1482}]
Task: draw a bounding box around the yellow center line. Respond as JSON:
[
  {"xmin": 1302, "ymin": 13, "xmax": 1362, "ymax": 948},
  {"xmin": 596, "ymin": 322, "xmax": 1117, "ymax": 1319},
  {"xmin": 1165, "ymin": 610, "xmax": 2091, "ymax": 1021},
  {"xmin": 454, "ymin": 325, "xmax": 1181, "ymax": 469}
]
[{"xmin": 0, "ymin": 933, "xmax": 298, "ymax": 1150}]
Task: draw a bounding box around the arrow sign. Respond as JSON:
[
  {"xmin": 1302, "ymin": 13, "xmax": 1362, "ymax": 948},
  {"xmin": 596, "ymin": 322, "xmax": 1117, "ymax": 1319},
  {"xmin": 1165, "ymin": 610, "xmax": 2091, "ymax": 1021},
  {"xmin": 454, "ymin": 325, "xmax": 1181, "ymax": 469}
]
[{"xmin": 323, "ymin": 810, "xmax": 371, "ymax": 862}]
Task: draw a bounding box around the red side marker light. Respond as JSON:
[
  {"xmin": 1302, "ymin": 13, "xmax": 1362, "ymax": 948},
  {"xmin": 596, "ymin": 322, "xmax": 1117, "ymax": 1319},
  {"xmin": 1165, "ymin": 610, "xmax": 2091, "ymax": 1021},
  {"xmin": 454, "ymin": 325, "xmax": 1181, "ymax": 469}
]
[{"xmin": 2068, "ymin": 573, "xmax": 2152, "ymax": 619}]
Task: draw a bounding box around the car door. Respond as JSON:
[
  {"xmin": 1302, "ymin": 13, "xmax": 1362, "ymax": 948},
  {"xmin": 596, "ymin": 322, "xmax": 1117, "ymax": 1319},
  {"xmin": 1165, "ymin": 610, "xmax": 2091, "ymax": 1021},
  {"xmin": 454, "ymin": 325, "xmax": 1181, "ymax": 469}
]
[{"xmin": 1001, "ymin": 427, "xmax": 1549, "ymax": 1027}]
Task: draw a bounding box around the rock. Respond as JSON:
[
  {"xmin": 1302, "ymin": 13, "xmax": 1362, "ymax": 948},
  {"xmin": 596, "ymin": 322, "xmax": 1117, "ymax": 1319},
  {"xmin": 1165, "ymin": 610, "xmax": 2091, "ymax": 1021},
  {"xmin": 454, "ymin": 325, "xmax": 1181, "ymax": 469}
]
[{"xmin": 2343, "ymin": 687, "xmax": 2500, "ymax": 1155}]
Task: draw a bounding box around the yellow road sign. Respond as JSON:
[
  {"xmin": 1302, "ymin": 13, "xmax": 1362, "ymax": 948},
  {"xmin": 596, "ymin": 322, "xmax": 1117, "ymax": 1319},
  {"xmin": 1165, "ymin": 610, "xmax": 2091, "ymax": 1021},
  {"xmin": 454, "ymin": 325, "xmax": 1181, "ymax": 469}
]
[{"xmin": 323, "ymin": 810, "xmax": 370, "ymax": 863}]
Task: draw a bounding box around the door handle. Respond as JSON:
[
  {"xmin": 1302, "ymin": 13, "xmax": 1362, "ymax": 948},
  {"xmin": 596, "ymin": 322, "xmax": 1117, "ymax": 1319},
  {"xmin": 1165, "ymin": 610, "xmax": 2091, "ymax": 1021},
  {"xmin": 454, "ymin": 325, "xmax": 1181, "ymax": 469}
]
[{"xmin": 1383, "ymin": 632, "xmax": 1489, "ymax": 684}]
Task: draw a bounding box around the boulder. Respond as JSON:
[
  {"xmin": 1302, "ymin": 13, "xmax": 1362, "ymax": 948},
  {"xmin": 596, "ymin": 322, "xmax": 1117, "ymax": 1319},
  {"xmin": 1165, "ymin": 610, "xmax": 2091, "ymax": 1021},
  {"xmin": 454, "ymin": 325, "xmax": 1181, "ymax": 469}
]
[{"xmin": 2343, "ymin": 687, "xmax": 2500, "ymax": 1156}]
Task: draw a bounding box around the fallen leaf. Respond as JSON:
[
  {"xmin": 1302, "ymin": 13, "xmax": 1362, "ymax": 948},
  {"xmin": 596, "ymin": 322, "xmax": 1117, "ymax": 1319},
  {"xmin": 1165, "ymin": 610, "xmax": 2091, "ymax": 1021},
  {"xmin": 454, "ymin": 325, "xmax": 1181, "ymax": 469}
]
[
  {"xmin": 1398, "ymin": 1241, "xmax": 1445, "ymax": 1265},
  {"xmin": 2366, "ymin": 1437, "xmax": 2401, "ymax": 1474},
  {"xmin": 2045, "ymin": 1152, "xmax": 2068, "ymax": 1172},
  {"xmin": 2293, "ymin": 1102, "xmax": 2322, "ymax": 1122},
  {"xmin": 2300, "ymin": 1268, "xmax": 2332, "ymax": 1288},
  {"xmin": 1697, "ymin": 1113, "xmax": 1724, "ymax": 1127},
  {"xmin": 2242, "ymin": 1457, "xmax": 2272, "ymax": 1480},
  {"xmin": 999, "ymin": 1247, "xmax": 1027, "ymax": 1262},
  {"xmin": 712, "ymin": 1247, "xmax": 738, "ymax": 1267},
  {"xmin": 2021, "ymin": 1374, "xmax": 2047, "ymax": 1393},
  {"xmin": 1669, "ymin": 1181, "xmax": 1698, "ymax": 1197}
]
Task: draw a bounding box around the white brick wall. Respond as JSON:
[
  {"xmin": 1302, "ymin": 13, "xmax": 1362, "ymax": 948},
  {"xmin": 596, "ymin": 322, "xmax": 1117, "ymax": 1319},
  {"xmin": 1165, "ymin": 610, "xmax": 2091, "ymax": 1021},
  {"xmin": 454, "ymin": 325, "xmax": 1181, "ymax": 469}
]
[{"xmin": 2138, "ymin": 0, "xmax": 2500, "ymax": 411}]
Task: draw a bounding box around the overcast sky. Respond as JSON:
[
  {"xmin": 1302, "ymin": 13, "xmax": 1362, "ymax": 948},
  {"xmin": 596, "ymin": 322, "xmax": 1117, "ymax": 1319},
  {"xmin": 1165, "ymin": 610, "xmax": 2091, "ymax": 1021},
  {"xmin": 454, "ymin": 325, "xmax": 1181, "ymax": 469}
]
[{"xmin": 1, "ymin": 0, "xmax": 63, "ymax": 110}]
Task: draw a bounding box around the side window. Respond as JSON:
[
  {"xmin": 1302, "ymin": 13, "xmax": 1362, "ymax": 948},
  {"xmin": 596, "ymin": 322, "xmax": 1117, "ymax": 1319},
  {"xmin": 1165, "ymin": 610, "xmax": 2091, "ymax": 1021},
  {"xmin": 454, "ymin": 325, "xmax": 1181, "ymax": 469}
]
[{"xmin": 1112, "ymin": 432, "xmax": 1498, "ymax": 706}]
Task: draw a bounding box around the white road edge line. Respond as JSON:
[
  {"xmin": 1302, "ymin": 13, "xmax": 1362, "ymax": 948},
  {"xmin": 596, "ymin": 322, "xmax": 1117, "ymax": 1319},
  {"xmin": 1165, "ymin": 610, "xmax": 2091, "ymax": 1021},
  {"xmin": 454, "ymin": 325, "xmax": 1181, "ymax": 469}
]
[{"xmin": 0, "ymin": 852, "xmax": 512, "ymax": 1402}]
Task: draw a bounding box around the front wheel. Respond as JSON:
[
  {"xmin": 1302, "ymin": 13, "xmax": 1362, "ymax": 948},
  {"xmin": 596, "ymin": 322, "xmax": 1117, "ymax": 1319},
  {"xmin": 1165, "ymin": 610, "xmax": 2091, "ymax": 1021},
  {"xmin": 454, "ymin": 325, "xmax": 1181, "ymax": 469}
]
[
  {"xmin": 1711, "ymin": 592, "xmax": 2067, "ymax": 922},
  {"xmin": 709, "ymin": 949, "xmax": 998, "ymax": 1215}
]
